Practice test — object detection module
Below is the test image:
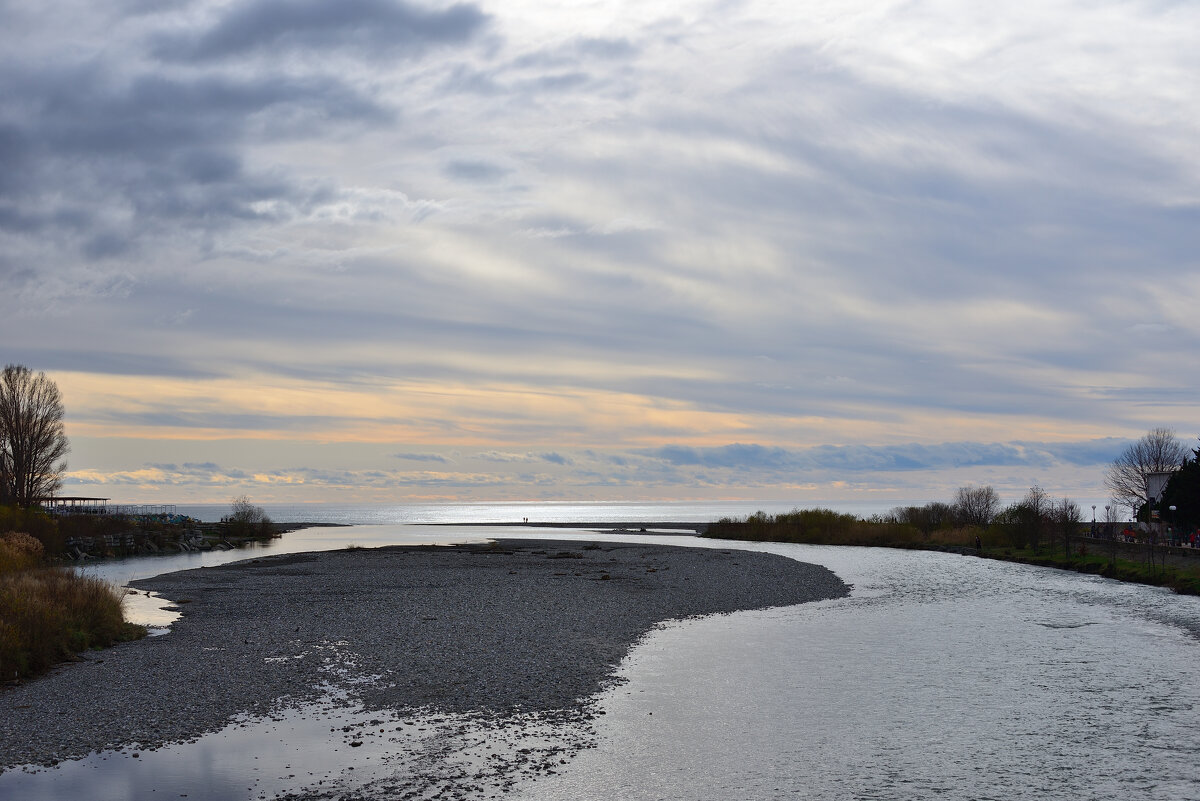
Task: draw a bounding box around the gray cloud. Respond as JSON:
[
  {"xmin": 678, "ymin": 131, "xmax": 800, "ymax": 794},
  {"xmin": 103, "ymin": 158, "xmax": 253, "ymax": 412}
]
[
  {"xmin": 475, "ymin": 451, "xmax": 573, "ymax": 466},
  {"xmin": 393, "ymin": 452, "xmax": 450, "ymax": 463},
  {"xmin": 3, "ymin": 349, "xmax": 218, "ymax": 379},
  {"xmin": 443, "ymin": 159, "xmax": 511, "ymax": 183},
  {"xmin": 0, "ymin": 65, "xmax": 390, "ymax": 265},
  {"xmin": 95, "ymin": 410, "xmax": 365, "ymax": 432},
  {"xmin": 154, "ymin": 0, "xmax": 489, "ymax": 62},
  {"xmin": 645, "ymin": 440, "xmax": 1128, "ymax": 475},
  {"xmin": 7, "ymin": 1, "xmax": 1200, "ymax": 504}
]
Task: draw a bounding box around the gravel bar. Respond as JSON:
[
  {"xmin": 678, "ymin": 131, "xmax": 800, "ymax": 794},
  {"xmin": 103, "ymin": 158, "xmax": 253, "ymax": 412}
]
[{"xmin": 0, "ymin": 540, "xmax": 848, "ymax": 771}]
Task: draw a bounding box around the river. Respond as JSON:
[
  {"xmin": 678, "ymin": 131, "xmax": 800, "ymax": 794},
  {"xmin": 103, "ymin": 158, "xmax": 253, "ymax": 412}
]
[{"xmin": 4, "ymin": 526, "xmax": 1199, "ymax": 800}]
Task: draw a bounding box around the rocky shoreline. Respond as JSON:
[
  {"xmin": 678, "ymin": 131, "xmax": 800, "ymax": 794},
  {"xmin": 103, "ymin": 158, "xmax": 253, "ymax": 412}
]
[
  {"xmin": 0, "ymin": 539, "xmax": 847, "ymax": 790},
  {"xmin": 57, "ymin": 520, "xmax": 344, "ymax": 561}
]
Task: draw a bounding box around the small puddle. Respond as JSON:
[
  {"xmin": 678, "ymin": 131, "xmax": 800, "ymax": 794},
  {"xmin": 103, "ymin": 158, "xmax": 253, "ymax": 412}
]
[{"xmin": 120, "ymin": 587, "xmax": 182, "ymax": 633}]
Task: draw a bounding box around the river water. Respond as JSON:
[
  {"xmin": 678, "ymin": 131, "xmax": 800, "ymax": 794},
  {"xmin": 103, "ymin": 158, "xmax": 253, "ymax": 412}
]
[{"xmin": 5, "ymin": 526, "xmax": 1200, "ymax": 800}]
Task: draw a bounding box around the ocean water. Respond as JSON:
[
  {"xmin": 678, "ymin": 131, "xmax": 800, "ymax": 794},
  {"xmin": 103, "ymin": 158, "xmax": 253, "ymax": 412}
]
[
  {"xmin": 7, "ymin": 526, "xmax": 1198, "ymax": 799},
  {"xmin": 172, "ymin": 499, "xmax": 941, "ymax": 525}
]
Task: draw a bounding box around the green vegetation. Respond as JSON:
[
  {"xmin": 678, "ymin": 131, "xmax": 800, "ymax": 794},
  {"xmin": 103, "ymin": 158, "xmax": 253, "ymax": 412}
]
[
  {"xmin": 0, "ymin": 530, "xmax": 144, "ymax": 681},
  {"xmin": 987, "ymin": 545, "xmax": 1200, "ymax": 596},
  {"xmin": 703, "ymin": 484, "xmax": 1200, "ymax": 597}
]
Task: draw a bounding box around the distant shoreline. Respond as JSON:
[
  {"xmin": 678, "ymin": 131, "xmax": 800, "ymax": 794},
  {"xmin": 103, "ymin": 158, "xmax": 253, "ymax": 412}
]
[{"xmin": 429, "ymin": 520, "xmax": 709, "ymax": 533}]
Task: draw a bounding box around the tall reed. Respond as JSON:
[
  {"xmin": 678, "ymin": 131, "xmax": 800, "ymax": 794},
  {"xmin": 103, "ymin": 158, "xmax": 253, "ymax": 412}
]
[{"xmin": 1, "ymin": 531, "xmax": 143, "ymax": 680}]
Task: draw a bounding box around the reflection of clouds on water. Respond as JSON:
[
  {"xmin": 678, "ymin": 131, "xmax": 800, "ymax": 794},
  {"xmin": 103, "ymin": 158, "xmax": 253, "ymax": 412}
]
[
  {"xmin": 0, "ymin": 688, "xmax": 596, "ymax": 801},
  {"xmin": 118, "ymin": 588, "xmax": 182, "ymax": 628},
  {"xmin": 517, "ymin": 541, "xmax": 1200, "ymax": 801}
]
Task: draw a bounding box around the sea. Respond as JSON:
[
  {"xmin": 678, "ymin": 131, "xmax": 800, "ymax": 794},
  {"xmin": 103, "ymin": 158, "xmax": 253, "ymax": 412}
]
[
  {"xmin": 172, "ymin": 496, "xmax": 1121, "ymax": 527},
  {"xmin": 173, "ymin": 498, "xmax": 963, "ymax": 525},
  {"xmin": 2, "ymin": 506, "xmax": 1195, "ymax": 800}
]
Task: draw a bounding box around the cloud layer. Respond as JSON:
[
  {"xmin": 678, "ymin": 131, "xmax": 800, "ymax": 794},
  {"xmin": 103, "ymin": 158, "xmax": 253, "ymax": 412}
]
[{"xmin": 3, "ymin": 0, "xmax": 1198, "ymax": 503}]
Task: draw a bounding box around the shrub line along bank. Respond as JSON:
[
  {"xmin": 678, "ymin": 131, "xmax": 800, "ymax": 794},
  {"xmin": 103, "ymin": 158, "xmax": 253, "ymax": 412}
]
[
  {"xmin": 0, "ymin": 531, "xmax": 144, "ymax": 682},
  {"xmin": 702, "ymin": 507, "xmax": 1200, "ymax": 597}
]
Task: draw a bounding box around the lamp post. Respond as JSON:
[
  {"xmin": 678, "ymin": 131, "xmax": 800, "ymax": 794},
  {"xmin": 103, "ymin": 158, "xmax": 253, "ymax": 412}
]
[
  {"xmin": 1091, "ymin": 505, "xmax": 1096, "ymax": 537},
  {"xmin": 1104, "ymin": 505, "xmax": 1111, "ymax": 539},
  {"xmin": 1169, "ymin": 505, "xmax": 1177, "ymax": 546}
]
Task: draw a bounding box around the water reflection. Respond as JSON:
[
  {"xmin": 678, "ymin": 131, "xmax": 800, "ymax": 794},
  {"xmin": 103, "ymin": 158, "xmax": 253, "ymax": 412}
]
[
  {"xmin": 1, "ymin": 691, "xmax": 593, "ymax": 801},
  {"xmin": 515, "ymin": 544, "xmax": 1200, "ymax": 801}
]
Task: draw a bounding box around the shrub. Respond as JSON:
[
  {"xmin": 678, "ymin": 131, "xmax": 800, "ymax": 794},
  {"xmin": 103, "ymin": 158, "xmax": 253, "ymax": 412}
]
[
  {"xmin": 0, "ymin": 530, "xmax": 144, "ymax": 680},
  {"xmin": 223, "ymin": 495, "xmax": 274, "ymax": 539},
  {"xmin": 0, "ymin": 566, "xmax": 142, "ymax": 680},
  {"xmin": 0, "ymin": 505, "xmax": 59, "ymax": 554},
  {"xmin": 705, "ymin": 508, "xmax": 923, "ymax": 547},
  {"xmin": 0, "ymin": 531, "xmax": 45, "ymax": 573}
]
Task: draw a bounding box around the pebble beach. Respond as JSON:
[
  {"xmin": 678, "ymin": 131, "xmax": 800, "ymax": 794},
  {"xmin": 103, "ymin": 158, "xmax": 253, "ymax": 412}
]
[{"xmin": 0, "ymin": 539, "xmax": 848, "ymax": 795}]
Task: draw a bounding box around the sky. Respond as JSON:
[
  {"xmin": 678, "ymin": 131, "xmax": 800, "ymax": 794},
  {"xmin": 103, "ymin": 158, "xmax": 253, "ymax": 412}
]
[{"xmin": 2, "ymin": 0, "xmax": 1197, "ymax": 508}]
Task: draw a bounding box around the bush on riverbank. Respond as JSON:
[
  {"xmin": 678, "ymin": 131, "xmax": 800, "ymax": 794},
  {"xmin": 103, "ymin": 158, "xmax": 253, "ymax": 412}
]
[
  {"xmin": 704, "ymin": 507, "xmax": 1200, "ymax": 596},
  {"xmin": 0, "ymin": 531, "xmax": 144, "ymax": 681},
  {"xmin": 0, "ymin": 506, "xmax": 58, "ymax": 552},
  {"xmin": 705, "ymin": 508, "xmax": 911, "ymax": 545},
  {"xmin": 703, "ymin": 507, "xmax": 998, "ymax": 549},
  {"xmin": 222, "ymin": 495, "xmax": 274, "ymax": 540}
]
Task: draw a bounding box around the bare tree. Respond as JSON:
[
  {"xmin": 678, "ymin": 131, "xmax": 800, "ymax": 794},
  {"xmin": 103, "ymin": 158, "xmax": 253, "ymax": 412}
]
[
  {"xmin": 223, "ymin": 495, "xmax": 273, "ymax": 539},
  {"xmin": 1103, "ymin": 501, "xmax": 1123, "ymax": 532},
  {"xmin": 0, "ymin": 365, "xmax": 70, "ymax": 508},
  {"xmin": 953, "ymin": 484, "xmax": 1000, "ymax": 528},
  {"xmin": 1050, "ymin": 497, "xmax": 1082, "ymax": 557},
  {"xmin": 1021, "ymin": 485, "xmax": 1050, "ymax": 551},
  {"xmin": 887, "ymin": 502, "xmax": 953, "ymax": 535},
  {"xmin": 1105, "ymin": 427, "xmax": 1188, "ymax": 516}
]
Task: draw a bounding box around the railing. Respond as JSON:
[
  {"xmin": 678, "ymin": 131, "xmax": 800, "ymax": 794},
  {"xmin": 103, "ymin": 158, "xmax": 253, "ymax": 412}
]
[
  {"xmin": 109, "ymin": 505, "xmax": 178, "ymax": 517},
  {"xmin": 46, "ymin": 503, "xmax": 179, "ymax": 517}
]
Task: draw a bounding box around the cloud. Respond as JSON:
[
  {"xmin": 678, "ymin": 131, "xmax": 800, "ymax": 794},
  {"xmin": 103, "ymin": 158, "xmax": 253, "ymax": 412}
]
[
  {"xmin": 393, "ymin": 452, "xmax": 450, "ymax": 463},
  {"xmin": 7, "ymin": 0, "xmax": 1200, "ymax": 506},
  {"xmin": 154, "ymin": 0, "xmax": 489, "ymax": 62},
  {"xmin": 65, "ymin": 461, "xmax": 251, "ymax": 487},
  {"xmin": 644, "ymin": 440, "xmax": 1128, "ymax": 475},
  {"xmin": 1016, "ymin": 439, "xmax": 1129, "ymax": 467},
  {"xmin": 0, "ymin": 65, "xmax": 392, "ymax": 269},
  {"xmin": 443, "ymin": 159, "xmax": 511, "ymax": 183},
  {"xmin": 475, "ymin": 451, "xmax": 573, "ymax": 466},
  {"xmin": 9, "ymin": 349, "xmax": 218, "ymax": 379}
]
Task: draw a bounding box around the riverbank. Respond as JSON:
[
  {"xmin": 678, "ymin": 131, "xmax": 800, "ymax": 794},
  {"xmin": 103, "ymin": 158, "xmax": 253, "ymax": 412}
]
[
  {"xmin": 702, "ymin": 509, "xmax": 1200, "ymax": 596},
  {"xmin": 975, "ymin": 543, "xmax": 1200, "ymax": 595},
  {"xmin": 0, "ymin": 539, "xmax": 847, "ymax": 777}
]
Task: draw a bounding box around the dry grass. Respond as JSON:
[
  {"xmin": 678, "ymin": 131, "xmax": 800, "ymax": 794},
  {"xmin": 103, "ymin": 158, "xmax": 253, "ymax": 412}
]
[
  {"xmin": 0, "ymin": 530, "xmax": 44, "ymax": 572},
  {"xmin": 704, "ymin": 510, "xmax": 1006, "ymax": 550},
  {"xmin": 705, "ymin": 509, "xmax": 925, "ymax": 546},
  {"xmin": 1, "ymin": 531, "xmax": 144, "ymax": 681}
]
